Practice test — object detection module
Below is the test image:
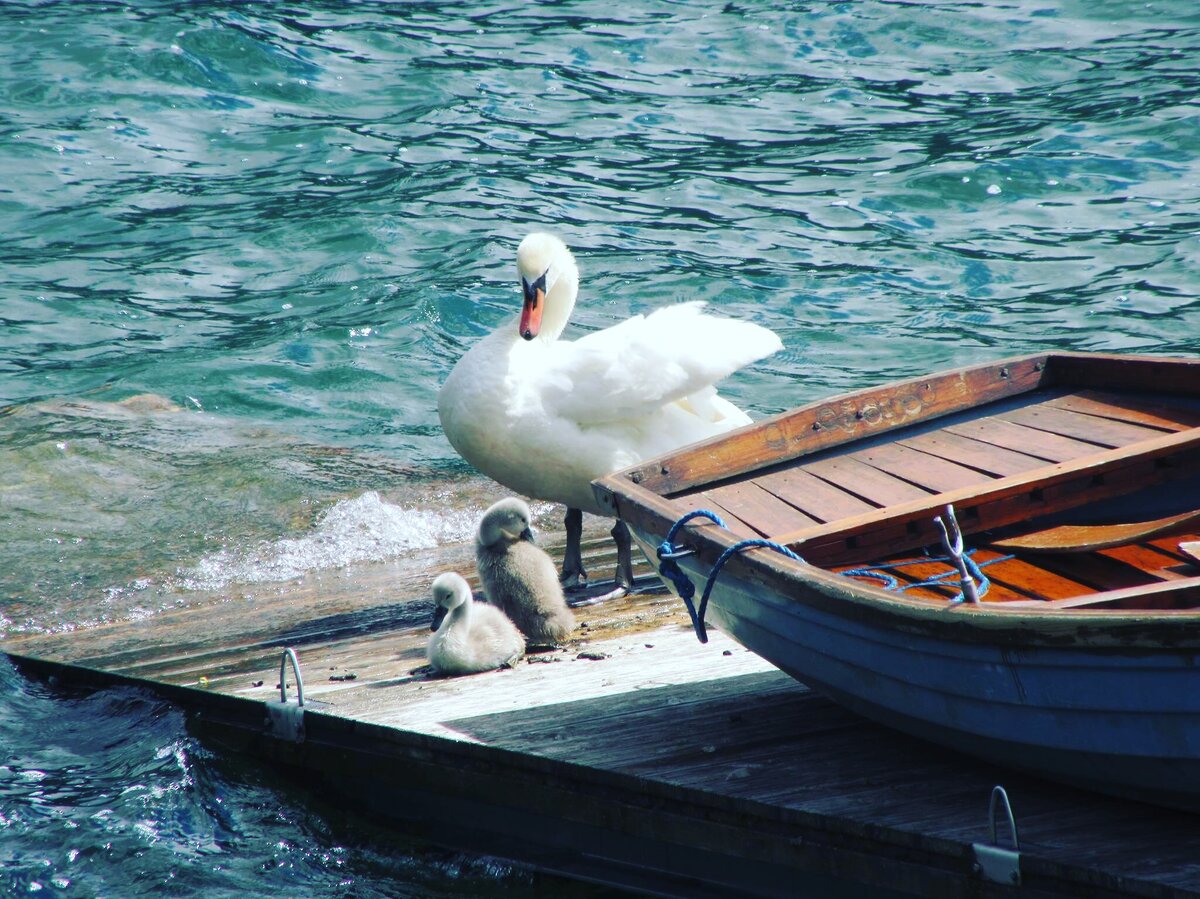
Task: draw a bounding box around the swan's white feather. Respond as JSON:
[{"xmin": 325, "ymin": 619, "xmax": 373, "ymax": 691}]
[{"xmin": 534, "ymin": 301, "xmax": 781, "ymax": 425}]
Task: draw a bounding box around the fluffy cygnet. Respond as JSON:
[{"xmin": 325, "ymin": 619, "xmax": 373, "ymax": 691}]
[
  {"xmin": 476, "ymin": 497, "xmax": 575, "ymax": 644},
  {"xmin": 426, "ymin": 572, "xmax": 525, "ymax": 676}
]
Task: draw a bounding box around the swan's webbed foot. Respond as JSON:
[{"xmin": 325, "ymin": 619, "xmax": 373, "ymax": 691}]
[
  {"xmin": 568, "ymin": 582, "xmax": 628, "ymax": 606},
  {"xmin": 566, "ymin": 519, "xmax": 633, "ymax": 606},
  {"xmin": 560, "ymin": 567, "xmax": 589, "ymax": 590}
]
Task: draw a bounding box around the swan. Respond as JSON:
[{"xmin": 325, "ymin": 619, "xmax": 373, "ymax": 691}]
[
  {"xmin": 438, "ymin": 232, "xmax": 782, "ymax": 598},
  {"xmin": 426, "ymin": 571, "xmax": 525, "ymax": 676},
  {"xmin": 475, "ymin": 497, "xmax": 575, "ymax": 644}
]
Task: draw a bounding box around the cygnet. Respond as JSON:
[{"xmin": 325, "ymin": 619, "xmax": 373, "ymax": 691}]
[
  {"xmin": 476, "ymin": 497, "xmax": 575, "ymax": 644},
  {"xmin": 426, "ymin": 571, "xmax": 525, "ymax": 676}
]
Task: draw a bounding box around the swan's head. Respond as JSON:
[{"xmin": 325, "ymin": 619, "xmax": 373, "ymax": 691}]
[
  {"xmin": 430, "ymin": 571, "xmax": 471, "ymax": 631},
  {"xmin": 516, "ymin": 232, "xmax": 578, "ymax": 341},
  {"xmin": 477, "ymin": 497, "xmax": 535, "ymax": 549}
]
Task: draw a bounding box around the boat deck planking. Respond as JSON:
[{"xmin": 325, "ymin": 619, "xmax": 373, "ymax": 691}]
[{"xmin": 10, "ymin": 522, "xmax": 1200, "ymax": 896}]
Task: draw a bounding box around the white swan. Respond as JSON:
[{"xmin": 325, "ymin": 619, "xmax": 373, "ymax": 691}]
[
  {"xmin": 426, "ymin": 572, "xmax": 525, "ymax": 676},
  {"xmin": 476, "ymin": 497, "xmax": 575, "ymax": 644},
  {"xmin": 438, "ymin": 232, "xmax": 782, "ymax": 597}
]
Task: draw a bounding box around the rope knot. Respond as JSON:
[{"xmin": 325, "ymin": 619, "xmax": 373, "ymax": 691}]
[
  {"xmin": 657, "ymin": 510, "xmax": 806, "ymax": 644},
  {"xmin": 656, "ymin": 540, "xmax": 697, "ymax": 600}
]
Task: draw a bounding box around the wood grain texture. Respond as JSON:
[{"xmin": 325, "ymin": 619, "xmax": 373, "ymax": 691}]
[{"xmin": 1047, "ymin": 390, "xmax": 1200, "ymax": 431}]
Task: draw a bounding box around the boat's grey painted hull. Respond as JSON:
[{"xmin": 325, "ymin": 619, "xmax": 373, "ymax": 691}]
[{"xmin": 633, "ymin": 528, "xmax": 1200, "ymax": 808}]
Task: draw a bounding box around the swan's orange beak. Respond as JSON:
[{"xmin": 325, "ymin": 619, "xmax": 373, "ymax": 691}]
[
  {"xmin": 520, "ymin": 288, "xmax": 543, "ymax": 340},
  {"xmin": 520, "ymin": 272, "xmax": 547, "ymax": 340}
]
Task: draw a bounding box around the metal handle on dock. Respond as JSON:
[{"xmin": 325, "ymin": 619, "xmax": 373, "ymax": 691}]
[
  {"xmin": 279, "ymin": 647, "xmax": 305, "ymax": 707},
  {"xmin": 988, "ymin": 785, "xmax": 1019, "ymax": 849},
  {"xmin": 974, "ymin": 785, "xmax": 1021, "ymax": 886}
]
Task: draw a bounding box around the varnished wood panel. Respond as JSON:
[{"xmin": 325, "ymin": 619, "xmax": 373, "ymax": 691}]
[
  {"xmin": 1100, "ymin": 543, "xmax": 1195, "ymax": 581},
  {"xmin": 1003, "ymin": 575, "xmax": 1200, "ymax": 610},
  {"xmin": 943, "ymin": 417, "xmax": 1102, "ymax": 463},
  {"xmin": 1035, "ymin": 552, "xmax": 1164, "ymax": 593},
  {"xmin": 845, "ymin": 442, "xmax": 997, "ymax": 493},
  {"xmin": 1000, "ymin": 404, "xmax": 1168, "ymax": 448},
  {"xmin": 685, "ymin": 493, "xmax": 761, "ymax": 538},
  {"xmin": 1048, "ymin": 390, "xmax": 1200, "ymax": 431},
  {"xmin": 743, "ymin": 468, "xmax": 877, "ymax": 524},
  {"xmin": 700, "ymin": 481, "xmax": 820, "ymax": 537},
  {"xmin": 801, "ymin": 456, "xmax": 934, "ymax": 507},
  {"xmin": 1147, "ymin": 534, "xmax": 1200, "ymax": 564},
  {"xmin": 969, "ymin": 551, "xmax": 1097, "ymax": 602},
  {"xmin": 896, "ymin": 429, "xmax": 1051, "ymax": 477},
  {"xmin": 771, "ymin": 428, "xmax": 1200, "ymax": 566}
]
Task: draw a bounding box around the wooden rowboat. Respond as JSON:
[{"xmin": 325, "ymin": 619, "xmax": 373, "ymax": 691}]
[{"xmin": 592, "ymin": 352, "xmax": 1200, "ymax": 810}]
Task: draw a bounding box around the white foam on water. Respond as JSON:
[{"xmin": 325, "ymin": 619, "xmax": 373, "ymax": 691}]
[{"xmin": 176, "ymin": 491, "xmax": 480, "ymax": 591}]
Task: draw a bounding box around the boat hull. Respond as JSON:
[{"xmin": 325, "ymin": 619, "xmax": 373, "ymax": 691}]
[{"xmin": 631, "ymin": 528, "xmax": 1200, "ymax": 809}]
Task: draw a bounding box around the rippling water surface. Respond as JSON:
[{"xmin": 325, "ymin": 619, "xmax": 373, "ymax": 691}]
[{"xmin": 3, "ymin": 0, "xmax": 1198, "ymax": 893}]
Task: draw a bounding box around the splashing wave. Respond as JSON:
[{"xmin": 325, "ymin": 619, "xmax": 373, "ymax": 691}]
[{"xmin": 177, "ymin": 491, "xmax": 479, "ymax": 590}]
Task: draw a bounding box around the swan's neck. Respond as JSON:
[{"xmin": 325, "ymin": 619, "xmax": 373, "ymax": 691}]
[
  {"xmin": 478, "ymin": 525, "xmax": 503, "ymax": 549},
  {"xmin": 537, "ymin": 266, "xmax": 578, "ymax": 342},
  {"xmin": 444, "ymin": 599, "xmax": 472, "ymax": 631}
]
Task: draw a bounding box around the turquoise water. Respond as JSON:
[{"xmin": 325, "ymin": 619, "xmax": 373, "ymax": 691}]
[{"xmin": 2, "ymin": 0, "xmax": 1198, "ymax": 893}]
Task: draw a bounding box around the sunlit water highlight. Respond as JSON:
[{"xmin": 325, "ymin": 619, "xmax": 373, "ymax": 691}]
[{"xmin": 2, "ymin": 0, "xmax": 1198, "ymax": 894}]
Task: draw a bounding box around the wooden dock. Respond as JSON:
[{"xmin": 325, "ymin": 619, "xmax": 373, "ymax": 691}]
[{"xmin": 7, "ymin": 526, "xmax": 1200, "ymax": 898}]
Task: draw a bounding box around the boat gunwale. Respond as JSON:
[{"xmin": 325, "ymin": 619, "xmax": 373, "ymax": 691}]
[{"xmin": 607, "ymin": 352, "xmax": 1052, "ymax": 498}]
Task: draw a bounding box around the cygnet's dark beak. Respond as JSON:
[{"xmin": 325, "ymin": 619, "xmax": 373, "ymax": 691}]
[
  {"xmin": 519, "ymin": 271, "xmax": 547, "ymax": 341},
  {"xmin": 520, "ymin": 526, "xmax": 536, "ymax": 543},
  {"xmin": 430, "ymin": 603, "xmax": 448, "ymax": 632}
]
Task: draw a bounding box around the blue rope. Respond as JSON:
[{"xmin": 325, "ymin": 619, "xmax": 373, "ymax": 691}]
[
  {"xmin": 842, "ymin": 551, "xmax": 1013, "ymax": 603},
  {"xmin": 657, "ymin": 510, "xmax": 806, "ymax": 644},
  {"xmin": 657, "ymin": 506, "xmax": 1017, "ymax": 643}
]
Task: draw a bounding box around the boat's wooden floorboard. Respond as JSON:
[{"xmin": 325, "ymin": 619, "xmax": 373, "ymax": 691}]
[
  {"xmin": 753, "ymin": 466, "xmax": 878, "ymax": 523},
  {"xmin": 9, "ymin": 525, "xmax": 1200, "ymax": 894},
  {"xmin": 677, "ymin": 387, "xmax": 1186, "ymax": 542},
  {"xmin": 829, "ymin": 537, "xmax": 1200, "ymax": 606}
]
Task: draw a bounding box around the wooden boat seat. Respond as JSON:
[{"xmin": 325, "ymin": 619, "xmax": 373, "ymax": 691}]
[
  {"xmin": 998, "ymin": 574, "xmax": 1200, "ymax": 611},
  {"xmin": 988, "ymin": 508, "xmax": 1200, "ymax": 553}
]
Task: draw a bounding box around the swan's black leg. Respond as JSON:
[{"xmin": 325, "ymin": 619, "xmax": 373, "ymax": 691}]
[
  {"xmin": 560, "ymin": 506, "xmax": 587, "ymax": 589},
  {"xmin": 569, "ymin": 519, "xmax": 632, "ymax": 605},
  {"xmin": 610, "ymin": 518, "xmax": 634, "ymax": 597}
]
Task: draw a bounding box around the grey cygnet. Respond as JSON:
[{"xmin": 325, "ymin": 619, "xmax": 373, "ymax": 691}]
[
  {"xmin": 427, "ymin": 571, "xmax": 525, "ymax": 675},
  {"xmin": 475, "ymin": 498, "xmax": 575, "ymax": 644}
]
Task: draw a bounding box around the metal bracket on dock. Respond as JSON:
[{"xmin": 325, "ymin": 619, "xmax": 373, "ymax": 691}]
[
  {"xmin": 973, "ymin": 785, "xmax": 1021, "ymax": 886},
  {"xmin": 265, "ymin": 647, "xmax": 306, "ymax": 743}
]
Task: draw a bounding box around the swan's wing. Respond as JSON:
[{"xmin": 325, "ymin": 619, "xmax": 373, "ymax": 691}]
[{"xmin": 538, "ymin": 302, "xmax": 781, "ymax": 425}]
